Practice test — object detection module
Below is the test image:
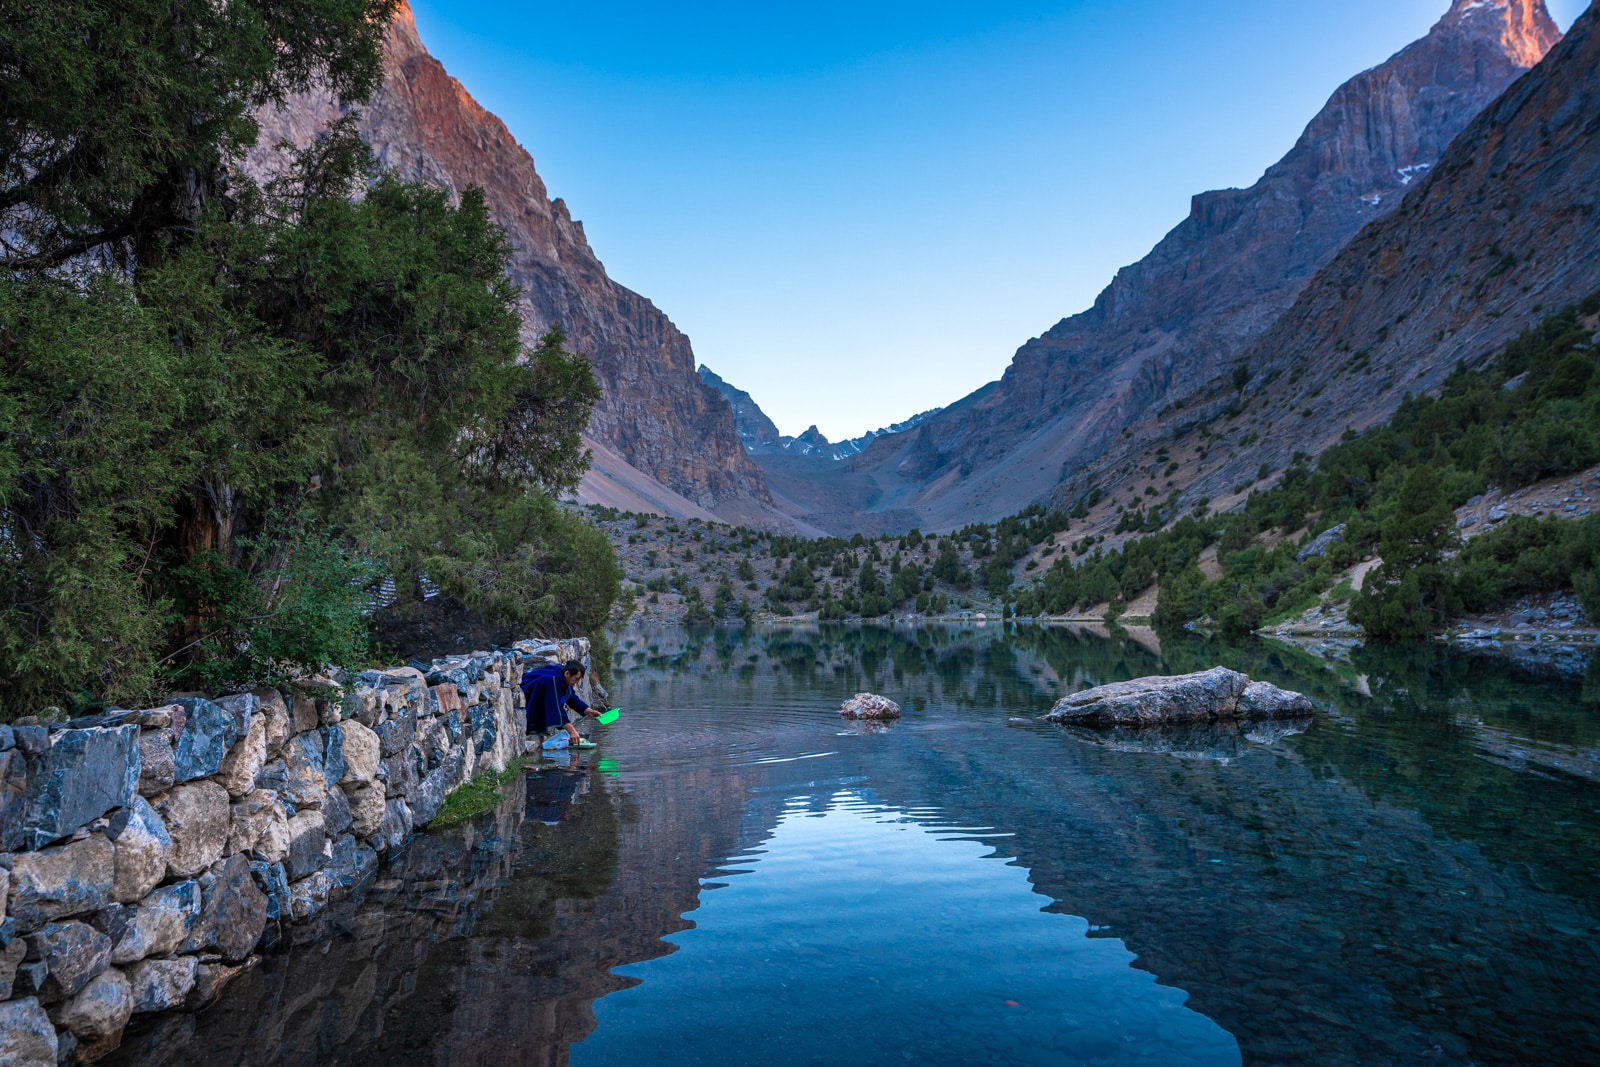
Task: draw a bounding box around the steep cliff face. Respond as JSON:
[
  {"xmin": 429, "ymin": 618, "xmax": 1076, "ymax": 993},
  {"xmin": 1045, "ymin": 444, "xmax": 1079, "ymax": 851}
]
[
  {"xmin": 249, "ymin": 3, "xmax": 769, "ymax": 511},
  {"xmin": 1053, "ymin": 1, "xmax": 1600, "ymax": 531},
  {"xmin": 831, "ymin": 0, "xmax": 1560, "ymax": 531}
]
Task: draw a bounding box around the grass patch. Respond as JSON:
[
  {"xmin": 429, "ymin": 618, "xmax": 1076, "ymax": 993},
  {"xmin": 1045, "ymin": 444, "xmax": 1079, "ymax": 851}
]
[{"xmin": 432, "ymin": 758, "xmax": 538, "ymax": 828}]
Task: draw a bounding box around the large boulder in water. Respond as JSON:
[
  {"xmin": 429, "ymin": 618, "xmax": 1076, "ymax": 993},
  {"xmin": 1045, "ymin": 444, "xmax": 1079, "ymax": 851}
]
[
  {"xmin": 840, "ymin": 694, "xmax": 902, "ymax": 720},
  {"xmin": 1045, "ymin": 667, "xmax": 1312, "ymax": 727}
]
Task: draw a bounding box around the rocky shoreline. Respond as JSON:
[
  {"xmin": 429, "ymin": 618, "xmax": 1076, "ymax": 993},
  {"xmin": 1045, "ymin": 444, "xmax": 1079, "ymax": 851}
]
[{"xmin": 0, "ymin": 638, "xmax": 592, "ymax": 1065}]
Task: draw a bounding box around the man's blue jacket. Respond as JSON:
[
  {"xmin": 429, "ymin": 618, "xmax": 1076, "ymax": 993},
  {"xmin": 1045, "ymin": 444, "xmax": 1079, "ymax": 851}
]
[{"xmin": 521, "ymin": 663, "xmax": 590, "ymax": 732}]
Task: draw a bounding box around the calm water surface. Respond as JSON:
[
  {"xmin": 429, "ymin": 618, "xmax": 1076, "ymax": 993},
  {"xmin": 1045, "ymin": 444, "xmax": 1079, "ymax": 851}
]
[{"xmin": 110, "ymin": 624, "xmax": 1600, "ymax": 1066}]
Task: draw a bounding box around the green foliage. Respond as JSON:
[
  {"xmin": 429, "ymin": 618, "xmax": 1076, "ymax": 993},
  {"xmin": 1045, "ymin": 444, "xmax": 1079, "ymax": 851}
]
[
  {"xmin": 1, "ymin": 0, "xmax": 397, "ymax": 271},
  {"xmin": 0, "ymin": 8, "xmax": 619, "ymax": 715}
]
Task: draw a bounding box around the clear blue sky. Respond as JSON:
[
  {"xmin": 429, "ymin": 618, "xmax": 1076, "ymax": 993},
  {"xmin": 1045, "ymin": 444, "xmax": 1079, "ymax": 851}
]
[{"xmin": 409, "ymin": 1, "xmax": 1585, "ymax": 441}]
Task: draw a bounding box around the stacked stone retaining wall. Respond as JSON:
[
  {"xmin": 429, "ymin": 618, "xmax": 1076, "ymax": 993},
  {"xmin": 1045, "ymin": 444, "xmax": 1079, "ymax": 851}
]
[{"xmin": 0, "ymin": 637, "xmax": 592, "ymax": 1065}]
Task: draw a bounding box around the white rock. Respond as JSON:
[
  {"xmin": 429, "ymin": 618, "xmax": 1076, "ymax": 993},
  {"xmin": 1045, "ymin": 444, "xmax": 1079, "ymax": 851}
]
[
  {"xmin": 839, "ymin": 693, "xmax": 903, "ymax": 720},
  {"xmin": 338, "ymin": 719, "xmax": 381, "ymax": 785},
  {"xmin": 343, "ymin": 781, "xmax": 387, "ymax": 838},
  {"xmin": 156, "ymin": 780, "xmax": 230, "ymax": 879},
  {"xmin": 214, "ymin": 709, "xmax": 267, "ymax": 797},
  {"xmin": 108, "ymin": 796, "xmax": 172, "ymax": 904}
]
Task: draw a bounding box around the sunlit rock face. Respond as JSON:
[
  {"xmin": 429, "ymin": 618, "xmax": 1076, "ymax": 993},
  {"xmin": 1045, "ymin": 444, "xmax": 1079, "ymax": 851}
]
[{"xmin": 247, "ymin": 3, "xmax": 769, "ymax": 512}]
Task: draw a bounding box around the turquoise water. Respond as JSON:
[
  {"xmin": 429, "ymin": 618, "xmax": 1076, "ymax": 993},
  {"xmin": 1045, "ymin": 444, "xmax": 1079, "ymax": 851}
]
[{"xmin": 108, "ymin": 623, "xmax": 1600, "ymax": 1066}]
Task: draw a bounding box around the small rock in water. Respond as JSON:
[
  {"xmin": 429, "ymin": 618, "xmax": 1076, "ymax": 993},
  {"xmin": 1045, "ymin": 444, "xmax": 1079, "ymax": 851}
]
[{"xmin": 839, "ymin": 693, "xmax": 902, "ymax": 720}]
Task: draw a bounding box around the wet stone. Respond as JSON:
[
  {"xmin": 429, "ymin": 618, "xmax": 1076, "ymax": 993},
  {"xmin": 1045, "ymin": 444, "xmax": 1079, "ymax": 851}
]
[
  {"xmin": 20, "ymin": 724, "xmax": 139, "ymax": 850},
  {"xmin": 171, "ymin": 697, "xmax": 243, "ymax": 782}
]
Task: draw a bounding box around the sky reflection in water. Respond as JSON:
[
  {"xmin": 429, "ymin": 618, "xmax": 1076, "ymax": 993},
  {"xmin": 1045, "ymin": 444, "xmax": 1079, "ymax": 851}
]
[{"xmin": 578, "ymin": 792, "xmax": 1239, "ymax": 1067}]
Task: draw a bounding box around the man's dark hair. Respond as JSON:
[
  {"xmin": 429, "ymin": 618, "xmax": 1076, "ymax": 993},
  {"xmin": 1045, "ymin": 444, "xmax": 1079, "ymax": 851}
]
[{"xmin": 562, "ymin": 660, "xmax": 586, "ymax": 677}]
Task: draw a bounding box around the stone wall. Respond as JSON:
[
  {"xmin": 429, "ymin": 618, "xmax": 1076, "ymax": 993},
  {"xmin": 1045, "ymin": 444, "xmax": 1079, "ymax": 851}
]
[{"xmin": 0, "ymin": 638, "xmax": 592, "ymax": 1066}]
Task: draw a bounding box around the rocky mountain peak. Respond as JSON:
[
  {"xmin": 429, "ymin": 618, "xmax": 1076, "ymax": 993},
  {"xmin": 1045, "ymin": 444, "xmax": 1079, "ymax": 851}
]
[
  {"xmin": 811, "ymin": 0, "xmax": 1562, "ymax": 533},
  {"xmin": 1442, "ymin": 0, "xmax": 1562, "ymax": 67}
]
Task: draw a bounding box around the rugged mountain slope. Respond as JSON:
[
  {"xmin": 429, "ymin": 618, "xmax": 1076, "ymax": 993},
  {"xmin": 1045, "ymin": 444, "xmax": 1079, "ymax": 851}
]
[
  {"xmin": 1055, "ymin": 1, "xmax": 1600, "ymax": 536},
  {"xmin": 798, "ymin": 0, "xmax": 1560, "ymax": 533},
  {"xmin": 248, "ymin": 2, "xmax": 770, "ymax": 515}
]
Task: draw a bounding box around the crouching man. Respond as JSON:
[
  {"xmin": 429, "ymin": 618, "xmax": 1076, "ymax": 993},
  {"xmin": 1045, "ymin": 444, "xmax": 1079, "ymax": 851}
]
[{"xmin": 521, "ymin": 659, "xmax": 599, "ymax": 748}]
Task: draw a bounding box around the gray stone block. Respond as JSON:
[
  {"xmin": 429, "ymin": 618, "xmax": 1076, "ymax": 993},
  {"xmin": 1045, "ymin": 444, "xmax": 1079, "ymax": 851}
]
[
  {"xmin": 380, "ymin": 752, "xmax": 418, "ymax": 800},
  {"xmin": 109, "ymin": 880, "xmax": 200, "ymax": 965},
  {"xmin": 320, "ymin": 725, "xmax": 346, "ymax": 788},
  {"xmin": 0, "ymin": 997, "xmax": 58, "ymax": 1066},
  {"xmin": 284, "ymin": 809, "xmax": 328, "ymax": 881},
  {"xmin": 375, "ymin": 798, "xmax": 413, "ymax": 855},
  {"xmin": 51, "ymin": 968, "xmax": 132, "ymax": 1063},
  {"xmin": 288, "ymin": 870, "xmax": 333, "ymax": 921},
  {"xmin": 410, "ymin": 749, "xmax": 465, "ymax": 828},
  {"xmin": 248, "ymin": 860, "xmax": 291, "ymax": 922},
  {"xmin": 19, "ymin": 724, "xmax": 139, "ymax": 849},
  {"xmin": 0, "ymin": 725, "xmax": 13, "ymax": 750},
  {"xmin": 28, "ymin": 920, "xmax": 112, "ymax": 998},
  {"xmin": 325, "ymin": 834, "xmax": 378, "ymax": 902},
  {"xmin": 375, "ymin": 703, "xmax": 416, "ymax": 757},
  {"xmin": 171, "ymin": 697, "xmax": 243, "ymax": 782},
  {"xmin": 126, "ymin": 957, "xmax": 197, "ymax": 1014},
  {"xmin": 321, "ymin": 782, "xmax": 353, "ymax": 838},
  {"xmin": 8, "ymin": 834, "xmax": 115, "ymax": 931},
  {"xmin": 13, "ymin": 726, "xmax": 49, "ymax": 756},
  {"xmin": 212, "ymin": 692, "xmax": 258, "ymax": 737},
  {"xmin": 281, "ymin": 733, "xmax": 327, "ymax": 807},
  {"xmin": 0, "ymin": 938, "xmax": 26, "ymax": 999},
  {"xmin": 190, "ymin": 854, "xmax": 267, "ymax": 963}
]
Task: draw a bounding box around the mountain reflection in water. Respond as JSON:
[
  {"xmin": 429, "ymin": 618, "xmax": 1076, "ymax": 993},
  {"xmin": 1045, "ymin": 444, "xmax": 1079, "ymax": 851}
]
[{"xmin": 107, "ymin": 623, "xmax": 1600, "ymax": 1066}]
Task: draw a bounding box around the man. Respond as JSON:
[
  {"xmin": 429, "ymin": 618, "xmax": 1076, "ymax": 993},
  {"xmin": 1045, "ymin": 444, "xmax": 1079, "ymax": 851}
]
[{"xmin": 521, "ymin": 659, "xmax": 599, "ymax": 748}]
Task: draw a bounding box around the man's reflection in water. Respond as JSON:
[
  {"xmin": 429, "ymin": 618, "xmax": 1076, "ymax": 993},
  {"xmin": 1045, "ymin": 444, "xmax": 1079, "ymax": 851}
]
[{"xmin": 526, "ymin": 750, "xmax": 593, "ymax": 825}]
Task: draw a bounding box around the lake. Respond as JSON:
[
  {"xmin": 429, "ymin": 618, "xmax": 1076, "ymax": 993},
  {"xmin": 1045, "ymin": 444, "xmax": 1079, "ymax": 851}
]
[{"xmin": 107, "ymin": 623, "xmax": 1600, "ymax": 1066}]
